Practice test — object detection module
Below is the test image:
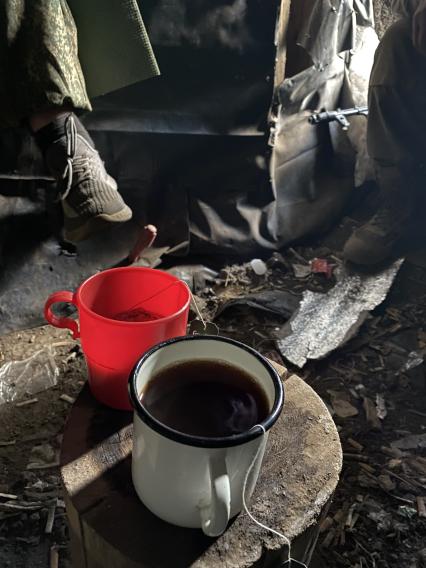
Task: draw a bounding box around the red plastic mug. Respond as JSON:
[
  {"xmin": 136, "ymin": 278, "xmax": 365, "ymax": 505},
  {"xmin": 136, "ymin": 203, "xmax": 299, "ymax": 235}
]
[{"xmin": 44, "ymin": 267, "xmax": 190, "ymax": 410}]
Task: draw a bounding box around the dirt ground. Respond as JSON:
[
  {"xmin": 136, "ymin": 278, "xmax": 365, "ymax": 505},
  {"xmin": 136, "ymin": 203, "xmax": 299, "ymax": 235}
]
[
  {"xmin": 0, "ymin": 326, "xmax": 84, "ymax": 568},
  {"xmin": 0, "ymin": 216, "xmax": 425, "ymax": 567}
]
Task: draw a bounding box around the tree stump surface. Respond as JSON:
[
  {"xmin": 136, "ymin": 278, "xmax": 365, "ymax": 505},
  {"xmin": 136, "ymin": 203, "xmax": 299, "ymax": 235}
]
[{"xmin": 60, "ymin": 365, "xmax": 342, "ymax": 568}]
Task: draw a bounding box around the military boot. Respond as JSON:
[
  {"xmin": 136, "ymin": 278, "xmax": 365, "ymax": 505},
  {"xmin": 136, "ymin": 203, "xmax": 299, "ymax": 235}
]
[
  {"xmin": 36, "ymin": 113, "xmax": 132, "ymax": 242},
  {"xmin": 343, "ymin": 164, "xmax": 412, "ymax": 266}
]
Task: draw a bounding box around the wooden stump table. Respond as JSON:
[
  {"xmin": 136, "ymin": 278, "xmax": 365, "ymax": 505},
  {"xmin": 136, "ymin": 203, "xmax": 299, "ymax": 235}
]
[{"xmin": 60, "ymin": 365, "xmax": 342, "ymax": 568}]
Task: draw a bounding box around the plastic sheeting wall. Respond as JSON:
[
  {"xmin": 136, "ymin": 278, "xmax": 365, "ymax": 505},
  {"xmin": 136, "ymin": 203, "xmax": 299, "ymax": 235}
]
[{"xmin": 270, "ymin": 0, "xmax": 378, "ymax": 245}]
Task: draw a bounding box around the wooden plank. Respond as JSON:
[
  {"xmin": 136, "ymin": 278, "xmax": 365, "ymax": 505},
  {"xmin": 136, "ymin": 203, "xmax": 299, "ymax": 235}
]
[
  {"xmin": 64, "ymin": 491, "xmax": 88, "ymax": 568},
  {"xmin": 274, "ymin": 0, "xmax": 292, "ymax": 89}
]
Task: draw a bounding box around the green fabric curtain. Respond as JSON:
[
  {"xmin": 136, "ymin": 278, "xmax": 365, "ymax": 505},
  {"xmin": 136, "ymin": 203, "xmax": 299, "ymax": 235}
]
[{"xmin": 67, "ymin": 0, "xmax": 160, "ymax": 99}]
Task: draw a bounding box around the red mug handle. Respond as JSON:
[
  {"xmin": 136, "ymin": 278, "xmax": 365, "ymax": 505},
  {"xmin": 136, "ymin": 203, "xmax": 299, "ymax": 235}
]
[{"xmin": 44, "ymin": 291, "xmax": 80, "ymax": 339}]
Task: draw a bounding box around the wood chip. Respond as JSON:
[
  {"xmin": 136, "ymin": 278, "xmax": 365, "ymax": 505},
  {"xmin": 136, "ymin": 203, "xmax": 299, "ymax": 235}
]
[
  {"xmin": 345, "ymin": 504, "xmax": 356, "ymax": 527},
  {"xmin": 383, "ymin": 469, "xmax": 421, "ymax": 490},
  {"xmin": 347, "ymin": 438, "xmax": 364, "ymax": 452},
  {"xmin": 0, "ymin": 502, "xmax": 42, "ymax": 511},
  {"xmin": 333, "ymin": 509, "xmax": 345, "ymax": 523},
  {"xmin": 349, "ymin": 512, "xmax": 360, "ymax": 530},
  {"xmin": 359, "ymin": 462, "xmax": 376, "ymax": 474},
  {"xmin": 343, "ymin": 453, "xmax": 368, "ymax": 462},
  {"xmin": 417, "ymin": 496, "xmax": 426, "ymax": 518},
  {"xmin": 387, "ymin": 458, "xmax": 402, "ymax": 470},
  {"xmin": 45, "ymin": 503, "xmax": 56, "ymax": 534},
  {"xmin": 321, "ymin": 528, "xmax": 335, "ymax": 548},
  {"xmin": 0, "ymin": 440, "xmax": 16, "ymax": 447},
  {"xmin": 407, "ymin": 458, "xmax": 426, "ymax": 476},
  {"xmin": 289, "ymin": 247, "xmax": 308, "ymax": 264},
  {"xmin": 51, "ymin": 341, "xmax": 75, "ymax": 348},
  {"xmin": 16, "ymin": 398, "xmax": 38, "ymax": 407},
  {"xmin": 378, "ymin": 474, "xmax": 396, "ymax": 492},
  {"xmin": 0, "ymin": 493, "xmax": 18, "ymax": 500},
  {"xmin": 320, "ymin": 516, "xmax": 334, "ymax": 533},
  {"xmin": 50, "ymin": 546, "xmax": 59, "ymax": 568},
  {"xmin": 26, "ymin": 461, "xmax": 60, "ymax": 470},
  {"xmin": 375, "ymin": 393, "xmax": 387, "ymax": 420},
  {"xmin": 381, "ymin": 446, "xmax": 404, "ymax": 458},
  {"xmin": 363, "ymin": 397, "xmax": 381, "ymax": 430},
  {"xmin": 333, "ymin": 398, "xmax": 359, "ymax": 418},
  {"xmin": 60, "ymin": 394, "xmax": 75, "ymax": 404},
  {"xmin": 391, "ymin": 433, "xmax": 426, "ymax": 450}
]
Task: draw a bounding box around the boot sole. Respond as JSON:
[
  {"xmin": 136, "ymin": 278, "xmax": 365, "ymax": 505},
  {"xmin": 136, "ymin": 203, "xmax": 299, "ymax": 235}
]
[{"xmin": 64, "ymin": 206, "xmax": 133, "ymax": 243}]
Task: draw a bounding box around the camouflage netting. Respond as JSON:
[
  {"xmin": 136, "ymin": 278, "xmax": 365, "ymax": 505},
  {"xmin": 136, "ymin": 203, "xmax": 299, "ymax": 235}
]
[{"xmin": 374, "ymin": 0, "xmax": 398, "ymax": 37}]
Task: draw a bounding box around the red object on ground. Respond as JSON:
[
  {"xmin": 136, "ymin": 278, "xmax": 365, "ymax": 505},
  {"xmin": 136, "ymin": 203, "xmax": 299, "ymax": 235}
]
[
  {"xmin": 44, "ymin": 267, "xmax": 190, "ymax": 410},
  {"xmin": 110, "ymin": 224, "xmax": 158, "ymax": 269},
  {"xmin": 128, "ymin": 224, "xmax": 158, "ymax": 264},
  {"xmin": 310, "ymin": 258, "xmax": 334, "ymax": 279}
]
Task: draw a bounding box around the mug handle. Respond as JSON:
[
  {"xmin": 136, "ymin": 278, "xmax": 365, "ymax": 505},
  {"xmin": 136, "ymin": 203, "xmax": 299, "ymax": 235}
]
[
  {"xmin": 200, "ymin": 456, "xmax": 231, "ymax": 537},
  {"xmin": 44, "ymin": 291, "xmax": 80, "ymax": 339}
]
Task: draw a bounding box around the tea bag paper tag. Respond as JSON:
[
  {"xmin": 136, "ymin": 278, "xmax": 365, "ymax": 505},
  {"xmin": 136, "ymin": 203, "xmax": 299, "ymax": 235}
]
[
  {"xmin": 281, "ymin": 561, "xmax": 307, "ymax": 567},
  {"xmin": 189, "ymin": 319, "xmax": 219, "ymax": 336}
]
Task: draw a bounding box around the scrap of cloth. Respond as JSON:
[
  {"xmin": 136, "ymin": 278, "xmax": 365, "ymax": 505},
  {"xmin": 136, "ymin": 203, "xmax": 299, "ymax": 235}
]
[{"xmin": 0, "ymin": 0, "xmax": 159, "ymax": 127}]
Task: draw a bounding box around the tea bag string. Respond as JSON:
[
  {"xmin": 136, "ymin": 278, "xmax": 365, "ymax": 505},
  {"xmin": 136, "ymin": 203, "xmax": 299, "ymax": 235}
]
[
  {"xmin": 243, "ymin": 425, "xmax": 302, "ymax": 567},
  {"xmin": 120, "ymin": 280, "xmax": 182, "ymax": 314},
  {"xmin": 117, "ymin": 280, "xmax": 206, "ymax": 327},
  {"xmin": 189, "ymin": 291, "xmax": 206, "ymax": 327}
]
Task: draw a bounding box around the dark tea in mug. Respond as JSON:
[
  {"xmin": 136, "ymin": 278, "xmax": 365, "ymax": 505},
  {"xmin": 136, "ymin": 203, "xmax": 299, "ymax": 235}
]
[{"xmin": 140, "ymin": 359, "xmax": 270, "ymax": 437}]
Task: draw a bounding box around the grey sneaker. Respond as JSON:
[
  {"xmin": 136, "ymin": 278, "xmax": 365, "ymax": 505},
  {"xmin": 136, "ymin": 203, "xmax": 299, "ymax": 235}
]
[
  {"xmin": 343, "ymin": 205, "xmax": 409, "ymax": 266},
  {"xmin": 45, "ymin": 114, "xmax": 132, "ymax": 242}
]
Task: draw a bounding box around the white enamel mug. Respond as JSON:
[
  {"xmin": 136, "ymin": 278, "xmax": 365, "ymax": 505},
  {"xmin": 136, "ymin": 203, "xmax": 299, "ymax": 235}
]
[{"xmin": 128, "ymin": 335, "xmax": 284, "ymax": 537}]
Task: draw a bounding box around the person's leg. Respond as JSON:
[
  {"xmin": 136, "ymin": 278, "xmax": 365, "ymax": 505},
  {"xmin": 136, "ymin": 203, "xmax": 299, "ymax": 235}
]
[
  {"xmin": 343, "ymin": 17, "xmax": 426, "ymax": 265},
  {"xmin": 0, "ymin": 0, "xmax": 90, "ymax": 126},
  {"xmin": 0, "ymin": 0, "xmax": 131, "ymax": 242}
]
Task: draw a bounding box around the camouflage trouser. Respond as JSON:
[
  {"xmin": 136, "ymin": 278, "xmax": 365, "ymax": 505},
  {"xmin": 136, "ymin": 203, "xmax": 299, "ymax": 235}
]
[
  {"xmin": 0, "ymin": 0, "xmax": 159, "ymax": 128},
  {"xmin": 367, "ymin": 17, "xmax": 426, "ymax": 206},
  {"xmin": 0, "ymin": 0, "xmax": 90, "ymax": 127}
]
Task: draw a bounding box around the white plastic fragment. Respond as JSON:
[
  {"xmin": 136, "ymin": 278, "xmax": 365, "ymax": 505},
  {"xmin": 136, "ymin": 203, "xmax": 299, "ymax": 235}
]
[
  {"xmin": 0, "ymin": 347, "xmax": 59, "ymax": 405},
  {"xmin": 250, "ymin": 259, "xmax": 267, "ymax": 276}
]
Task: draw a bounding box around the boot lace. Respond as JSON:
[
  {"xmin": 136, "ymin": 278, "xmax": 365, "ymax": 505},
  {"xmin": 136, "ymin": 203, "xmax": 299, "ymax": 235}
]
[
  {"xmin": 60, "ymin": 114, "xmax": 77, "ymax": 201},
  {"xmin": 60, "ymin": 114, "xmax": 104, "ymax": 201}
]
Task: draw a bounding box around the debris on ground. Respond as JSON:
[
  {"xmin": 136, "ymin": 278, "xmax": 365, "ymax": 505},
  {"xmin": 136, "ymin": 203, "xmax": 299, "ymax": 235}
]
[
  {"xmin": 311, "ymin": 258, "xmax": 335, "ymax": 279},
  {"xmin": 276, "ymin": 259, "xmax": 404, "ymax": 367},
  {"xmin": 293, "ymin": 264, "xmax": 311, "ymax": 278},
  {"xmin": 1, "ymin": 243, "xmax": 425, "ymax": 568},
  {"xmin": 214, "ymin": 290, "xmax": 300, "ymax": 320},
  {"xmin": 391, "ymin": 433, "xmax": 426, "ymax": 451},
  {"xmin": 250, "ymin": 258, "xmax": 268, "ymax": 276},
  {"xmin": 0, "ymin": 326, "xmax": 84, "ymax": 568},
  {"xmin": 328, "ymin": 390, "xmax": 359, "ymax": 418},
  {"xmin": 189, "ymin": 248, "xmax": 426, "ymax": 568},
  {"xmin": 110, "ymin": 224, "xmax": 158, "ymax": 269},
  {"xmin": 0, "ymin": 346, "xmax": 59, "ymax": 405},
  {"xmin": 167, "ymin": 265, "xmax": 219, "ymax": 292}
]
